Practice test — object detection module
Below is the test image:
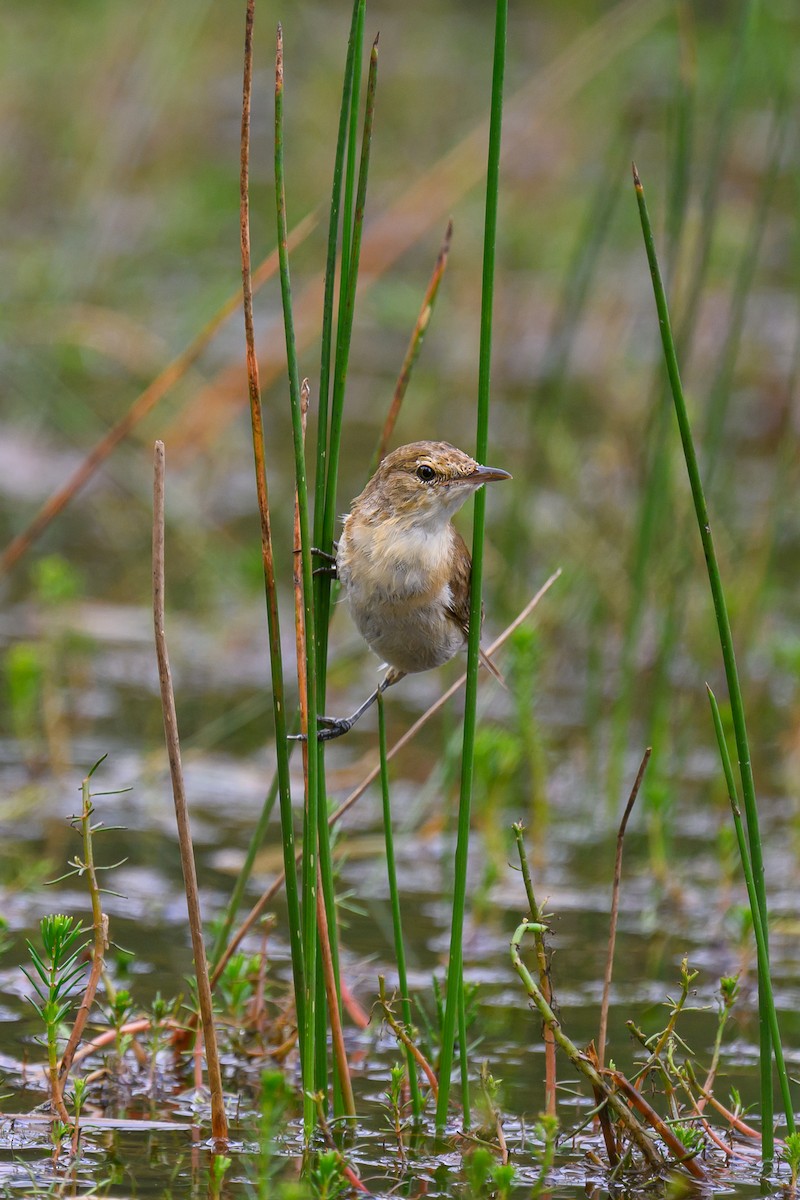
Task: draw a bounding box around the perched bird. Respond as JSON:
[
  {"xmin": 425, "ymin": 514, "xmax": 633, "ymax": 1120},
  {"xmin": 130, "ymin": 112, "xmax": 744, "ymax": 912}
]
[{"xmin": 315, "ymin": 440, "xmax": 511, "ymax": 740}]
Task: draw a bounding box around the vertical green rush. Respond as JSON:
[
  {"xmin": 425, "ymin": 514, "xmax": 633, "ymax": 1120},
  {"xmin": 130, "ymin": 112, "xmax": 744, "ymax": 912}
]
[
  {"xmin": 338, "ymin": 0, "xmax": 366, "ymax": 328},
  {"xmin": 313, "ymin": 0, "xmax": 364, "ymax": 563},
  {"xmin": 706, "ymin": 686, "xmax": 795, "ymax": 1135},
  {"xmin": 608, "ymin": 3, "xmax": 758, "ymax": 809},
  {"xmin": 315, "ymin": 20, "xmax": 377, "ymax": 1120},
  {"xmin": 435, "ymin": 0, "xmax": 507, "ymax": 1132},
  {"xmin": 320, "ymin": 35, "xmax": 379, "ymax": 592},
  {"xmin": 306, "ymin": 0, "xmax": 363, "ymax": 1115},
  {"xmin": 275, "ymin": 25, "xmax": 321, "ymax": 1137},
  {"xmin": 377, "ymin": 692, "xmax": 422, "ymax": 1121},
  {"xmin": 633, "ymin": 162, "xmax": 774, "ymax": 1161}
]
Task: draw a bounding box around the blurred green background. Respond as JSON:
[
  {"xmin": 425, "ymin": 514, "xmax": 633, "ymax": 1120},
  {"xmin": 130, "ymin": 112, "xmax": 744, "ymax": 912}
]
[
  {"xmin": 2, "ymin": 0, "xmax": 800, "ymax": 1173},
  {"xmin": 3, "ymin": 0, "xmax": 799, "ymax": 798}
]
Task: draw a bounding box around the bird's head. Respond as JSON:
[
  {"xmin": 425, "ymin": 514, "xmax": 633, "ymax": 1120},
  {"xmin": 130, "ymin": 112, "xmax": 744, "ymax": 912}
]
[{"xmin": 354, "ymin": 441, "xmax": 511, "ymax": 531}]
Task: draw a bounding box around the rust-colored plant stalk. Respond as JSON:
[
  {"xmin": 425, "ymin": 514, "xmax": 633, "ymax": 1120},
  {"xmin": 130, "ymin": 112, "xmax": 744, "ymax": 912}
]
[{"xmin": 152, "ymin": 440, "xmax": 228, "ymax": 1147}]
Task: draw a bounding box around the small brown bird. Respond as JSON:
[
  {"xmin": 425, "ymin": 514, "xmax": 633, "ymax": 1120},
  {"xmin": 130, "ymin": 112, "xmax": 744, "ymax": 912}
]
[{"xmin": 315, "ymin": 440, "xmax": 511, "ymax": 740}]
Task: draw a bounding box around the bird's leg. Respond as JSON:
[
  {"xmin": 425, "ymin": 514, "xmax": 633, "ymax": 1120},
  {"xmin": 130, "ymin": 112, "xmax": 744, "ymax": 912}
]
[{"xmin": 290, "ymin": 668, "xmax": 406, "ymax": 742}]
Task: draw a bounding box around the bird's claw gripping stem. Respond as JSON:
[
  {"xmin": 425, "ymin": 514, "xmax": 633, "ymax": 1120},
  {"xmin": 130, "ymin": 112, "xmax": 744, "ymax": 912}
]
[{"xmin": 287, "ymin": 715, "xmax": 353, "ymax": 743}]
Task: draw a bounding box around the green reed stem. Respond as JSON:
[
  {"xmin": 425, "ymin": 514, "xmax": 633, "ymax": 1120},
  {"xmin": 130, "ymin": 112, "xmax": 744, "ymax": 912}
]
[
  {"xmin": 639, "ymin": 102, "xmax": 786, "ymax": 818},
  {"xmin": 239, "ymin": 0, "xmax": 304, "ymax": 1041},
  {"xmin": 435, "ymin": 0, "xmax": 507, "ymax": 1132},
  {"xmin": 706, "ymin": 686, "xmax": 795, "ymax": 1136},
  {"xmin": 458, "ymin": 986, "xmax": 470, "ymax": 1131},
  {"xmin": 313, "ymin": 0, "xmax": 364, "ymax": 559},
  {"xmin": 339, "ymin": 1, "xmax": 366, "ymax": 312},
  {"xmin": 315, "ymin": 25, "xmax": 377, "ymax": 1121},
  {"xmin": 306, "ymin": 0, "xmax": 363, "ymax": 1116},
  {"xmin": 320, "ymin": 36, "xmax": 378, "ymax": 576},
  {"xmin": 275, "ymin": 25, "xmax": 321, "ymax": 1136},
  {"xmin": 377, "ymin": 692, "xmax": 422, "ymax": 1122},
  {"xmin": 608, "ymin": 4, "xmax": 757, "ymax": 808},
  {"xmin": 633, "ymin": 163, "xmax": 773, "ymax": 1161}
]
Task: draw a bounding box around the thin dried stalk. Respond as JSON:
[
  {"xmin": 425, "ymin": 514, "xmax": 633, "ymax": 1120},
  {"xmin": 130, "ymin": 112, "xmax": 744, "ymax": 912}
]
[
  {"xmin": 152, "ymin": 441, "xmax": 228, "ymax": 1147},
  {"xmin": 377, "ymin": 977, "xmax": 438, "ymax": 1098},
  {"xmin": 597, "ymin": 746, "xmax": 650, "ymax": 1065},
  {"xmin": 511, "ymin": 921, "xmax": 664, "ymax": 1170},
  {"xmin": 512, "ymin": 822, "xmax": 556, "ymax": 1117}
]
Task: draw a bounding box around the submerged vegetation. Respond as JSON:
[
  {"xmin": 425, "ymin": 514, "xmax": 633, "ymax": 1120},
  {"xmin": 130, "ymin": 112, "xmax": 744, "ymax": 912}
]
[{"xmin": 1, "ymin": 0, "xmax": 800, "ymax": 1195}]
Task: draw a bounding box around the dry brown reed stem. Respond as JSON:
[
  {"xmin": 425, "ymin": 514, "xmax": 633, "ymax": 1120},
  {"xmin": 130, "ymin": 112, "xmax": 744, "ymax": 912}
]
[
  {"xmin": 57, "ymin": 773, "xmax": 109, "ymax": 1099},
  {"xmin": 377, "ymin": 976, "xmax": 438, "ymax": 1099},
  {"xmin": 0, "ymin": 217, "xmax": 315, "ymax": 582},
  {"xmin": 511, "ymin": 921, "xmax": 663, "ymax": 1170},
  {"xmin": 585, "ymin": 1043, "xmax": 619, "ymax": 1168},
  {"xmin": 210, "ymin": 570, "xmax": 562, "ymax": 983},
  {"xmin": 597, "ymin": 746, "xmax": 651, "ymax": 1067},
  {"xmin": 678, "ymin": 1081, "xmax": 737, "ymax": 1161},
  {"xmin": 291, "ymin": 379, "xmax": 356, "ymax": 1118},
  {"xmin": 313, "ymin": 1097, "xmax": 370, "ymax": 1194},
  {"xmin": 152, "ymin": 441, "xmax": 228, "ymax": 1147},
  {"xmin": 607, "ymin": 1070, "xmax": 708, "ymax": 1181},
  {"xmin": 685, "ymin": 1063, "xmax": 767, "ymax": 1143},
  {"xmin": 512, "ymin": 823, "xmax": 556, "ymax": 1117},
  {"xmin": 317, "ymin": 865, "xmax": 356, "ymax": 1116},
  {"xmin": 374, "ymin": 218, "xmax": 453, "ymax": 467},
  {"xmin": 165, "ymin": 0, "xmax": 667, "ymax": 454}
]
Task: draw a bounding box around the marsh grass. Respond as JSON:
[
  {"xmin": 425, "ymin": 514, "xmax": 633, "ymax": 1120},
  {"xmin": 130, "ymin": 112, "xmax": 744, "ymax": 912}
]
[
  {"xmin": 5, "ymin": 1, "xmax": 800, "ymax": 1195},
  {"xmin": 633, "ymin": 160, "xmax": 788, "ymax": 1162},
  {"xmin": 435, "ymin": 0, "xmax": 508, "ymax": 1132}
]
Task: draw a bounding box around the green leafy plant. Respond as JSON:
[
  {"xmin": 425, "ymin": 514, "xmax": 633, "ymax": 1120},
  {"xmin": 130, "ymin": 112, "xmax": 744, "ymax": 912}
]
[
  {"xmin": 22, "ymin": 913, "xmax": 87, "ymax": 1124},
  {"xmin": 307, "ymin": 1150, "xmax": 347, "ymax": 1200}
]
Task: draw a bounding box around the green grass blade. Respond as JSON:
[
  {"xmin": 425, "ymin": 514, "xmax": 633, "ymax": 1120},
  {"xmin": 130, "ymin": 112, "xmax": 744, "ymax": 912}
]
[
  {"xmin": 706, "ymin": 686, "xmax": 795, "ymax": 1135},
  {"xmin": 321, "ymin": 35, "xmax": 379, "ymax": 569},
  {"xmin": 608, "ymin": 2, "xmax": 759, "ymax": 807},
  {"xmin": 378, "ymin": 692, "xmax": 422, "ymax": 1121},
  {"xmin": 436, "ymin": 0, "xmax": 507, "ymax": 1132},
  {"xmin": 314, "ymin": 34, "xmax": 379, "ymax": 723},
  {"xmin": 339, "ymin": 1, "xmax": 366, "ymax": 311},
  {"xmin": 275, "ymin": 24, "xmax": 322, "ymax": 1136},
  {"xmin": 633, "ymin": 162, "xmax": 774, "ymax": 1161},
  {"xmin": 313, "ymin": 0, "xmax": 366, "ymax": 557}
]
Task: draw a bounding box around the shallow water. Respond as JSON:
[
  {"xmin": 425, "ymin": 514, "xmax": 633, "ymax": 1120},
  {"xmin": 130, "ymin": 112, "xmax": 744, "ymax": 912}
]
[{"xmin": 0, "ymin": 592, "xmax": 797, "ymax": 1196}]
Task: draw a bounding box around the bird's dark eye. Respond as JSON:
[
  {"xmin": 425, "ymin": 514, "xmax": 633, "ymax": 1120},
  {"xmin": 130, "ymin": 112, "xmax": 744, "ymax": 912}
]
[{"xmin": 416, "ymin": 464, "xmax": 436, "ymax": 482}]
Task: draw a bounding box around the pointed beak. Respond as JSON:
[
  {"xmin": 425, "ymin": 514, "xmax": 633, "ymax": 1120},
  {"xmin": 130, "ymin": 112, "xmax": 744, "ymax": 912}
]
[{"xmin": 465, "ymin": 464, "xmax": 512, "ymax": 484}]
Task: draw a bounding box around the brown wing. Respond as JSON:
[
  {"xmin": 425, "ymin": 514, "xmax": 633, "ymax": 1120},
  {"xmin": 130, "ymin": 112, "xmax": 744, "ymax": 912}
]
[
  {"xmin": 445, "ymin": 528, "xmax": 475, "ymax": 638},
  {"xmin": 446, "ymin": 529, "xmax": 506, "ymax": 686}
]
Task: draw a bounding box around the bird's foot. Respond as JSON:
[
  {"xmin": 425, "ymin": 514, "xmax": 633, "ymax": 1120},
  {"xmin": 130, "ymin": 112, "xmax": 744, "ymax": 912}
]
[
  {"xmin": 310, "ymin": 546, "xmax": 338, "ymax": 579},
  {"xmin": 287, "ymin": 715, "xmax": 353, "ymax": 743},
  {"xmin": 317, "ymin": 715, "xmax": 353, "ymax": 741}
]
